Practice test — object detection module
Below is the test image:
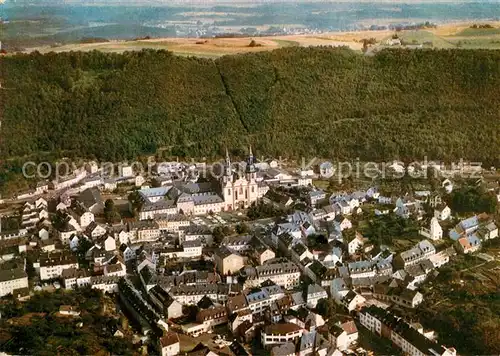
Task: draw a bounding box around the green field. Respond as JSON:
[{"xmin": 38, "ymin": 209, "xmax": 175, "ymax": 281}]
[
  {"xmin": 272, "ymin": 39, "xmax": 300, "ymax": 47},
  {"xmin": 456, "ymin": 27, "xmax": 500, "ymax": 37},
  {"xmin": 448, "ymin": 37, "xmax": 500, "ymax": 49},
  {"xmin": 399, "ymin": 30, "xmax": 456, "ymax": 48}
]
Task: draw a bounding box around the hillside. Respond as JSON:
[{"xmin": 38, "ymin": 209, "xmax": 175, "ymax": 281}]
[{"xmin": 1, "ymin": 47, "xmax": 500, "ymax": 171}]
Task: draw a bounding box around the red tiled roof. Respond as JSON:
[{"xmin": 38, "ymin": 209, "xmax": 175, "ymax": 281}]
[
  {"xmin": 160, "ymin": 332, "xmax": 180, "ymax": 347},
  {"xmin": 341, "ymin": 320, "xmax": 358, "ymax": 335}
]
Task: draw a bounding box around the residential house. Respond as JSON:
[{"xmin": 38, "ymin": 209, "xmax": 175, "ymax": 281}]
[
  {"xmin": 297, "ymin": 330, "xmax": 329, "ymax": 356},
  {"xmin": 119, "ymin": 244, "xmax": 137, "ymax": 262},
  {"xmin": 291, "ymin": 242, "xmax": 313, "ymax": 265},
  {"xmin": 261, "ymin": 323, "xmax": 303, "ymax": 348},
  {"xmin": 169, "ymin": 284, "xmax": 232, "ymax": 305},
  {"xmin": 256, "ymin": 262, "xmax": 301, "ymax": 289},
  {"xmin": 58, "ymin": 224, "xmax": 77, "ymax": 245},
  {"xmin": 477, "ymin": 221, "xmax": 499, "ymax": 240},
  {"xmin": 196, "ymin": 306, "xmax": 228, "ymax": 330},
  {"xmin": 334, "ymin": 215, "xmax": 352, "ymax": 232},
  {"xmin": 419, "ymin": 217, "xmax": 443, "ymax": 241},
  {"xmin": 306, "ymin": 284, "xmax": 328, "ymax": 308},
  {"xmin": 78, "ymin": 187, "xmax": 104, "ymax": 215},
  {"xmin": 348, "ymin": 260, "xmax": 376, "ymax": 279},
  {"xmin": 179, "ymin": 225, "xmax": 213, "ymax": 247},
  {"xmin": 159, "ymin": 332, "xmax": 180, "ymax": 356},
  {"xmin": 69, "ymin": 203, "xmax": 95, "ymax": 229},
  {"xmin": 331, "ymin": 278, "xmax": 350, "ymax": 302},
  {"xmin": 0, "ymin": 268, "xmax": 28, "ymax": 297},
  {"xmin": 434, "ymin": 204, "xmax": 451, "ymax": 221},
  {"xmin": 85, "ymin": 222, "xmax": 107, "ymax": 239},
  {"xmin": 148, "ymin": 285, "xmax": 183, "ymax": 319},
  {"xmin": 263, "ymin": 190, "xmax": 294, "ymax": 210},
  {"xmin": 39, "ymin": 252, "xmax": 79, "ymax": 280},
  {"xmin": 429, "ymin": 247, "xmax": 455, "ymax": 268},
  {"xmin": 252, "ymin": 242, "xmax": 276, "ymax": 265},
  {"xmin": 456, "ymin": 234, "xmax": 481, "ymax": 254},
  {"xmin": 359, "ymin": 306, "xmax": 457, "ymax": 356},
  {"xmin": 61, "ymin": 268, "xmax": 91, "ymax": 289},
  {"xmin": 90, "ymin": 275, "xmax": 120, "ymax": 293},
  {"xmin": 449, "ymin": 216, "xmax": 479, "ymax": 240},
  {"xmin": 155, "ymin": 214, "xmax": 190, "ymax": 233},
  {"xmin": 331, "ymin": 321, "xmax": 358, "ymax": 351},
  {"xmin": 341, "ymin": 291, "xmax": 366, "ymax": 312},
  {"xmin": 307, "ymin": 190, "xmax": 326, "ymax": 207},
  {"xmin": 101, "ymin": 235, "xmax": 117, "ymax": 252},
  {"xmin": 104, "ymin": 262, "xmax": 126, "ymax": 277},
  {"xmin": 129, "ymin": 220, "xmax": 161, "ymax": 242},
  {"xmin": 40, "ymin": 238, "xmax": 56, "ymax": 252},
  {"xmin": 214, "ymin": 247, "xmax": 244, "ymax": 275},
  {"xmin": 245, "ymin": 288, "xmax": 272, "ymax": 316},
  {"xmin": 38, "ymin": 228, "xmax": 49, "ymax": 240},
  {"xmin": 394, "ymin": 240, "xmax": 436, "ymax": 270},
  {"xmin": 348, "ymin": 232, "xmax": 367, "ymax": 255},
  {"xmin": 223, "ymin": 235, "xmax": 253, "ymax": 253}
]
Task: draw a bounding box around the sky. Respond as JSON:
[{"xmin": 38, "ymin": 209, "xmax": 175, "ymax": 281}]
[{"xmin": 3, "ymin": 0, "xmax": 500, "ymax": 4}]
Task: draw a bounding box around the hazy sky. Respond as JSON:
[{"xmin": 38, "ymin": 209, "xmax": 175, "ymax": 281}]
[{"xmin": 3, "ymin": 0, "xmax": 499, "ymax": 4}]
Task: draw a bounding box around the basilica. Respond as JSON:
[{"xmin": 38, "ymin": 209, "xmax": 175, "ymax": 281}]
[
  {"xmin": 221, "ymin": 147, "xmax": 269, "ymax": 211},
  {"xmin": 137, "ymin": 148, "xmax": 269, "ymax": 219}
]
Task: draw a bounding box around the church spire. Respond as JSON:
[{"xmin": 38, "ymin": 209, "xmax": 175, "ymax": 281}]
[
  {"xmin": 246, "ymin": 145, "xmax": 256, "ymax": 174},
  {"xmin": 225, "ymin": 146, "xmax": 232, "ymax": 176}
]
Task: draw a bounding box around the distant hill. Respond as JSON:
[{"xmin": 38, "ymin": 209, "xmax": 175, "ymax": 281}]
[{"xmin": 1, "ymin": 47, "xmax": 500, "ymax": 167}]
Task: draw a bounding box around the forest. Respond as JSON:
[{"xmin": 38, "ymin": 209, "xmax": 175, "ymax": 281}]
[{"xmin": 1, "ymin": 47, "xmax": 500, "ymax": 193}]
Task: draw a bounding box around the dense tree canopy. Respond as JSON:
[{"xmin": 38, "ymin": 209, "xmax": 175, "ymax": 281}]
[{"xmin": 2, "ymin": 47, "xmax": 500, "ymax": 193}]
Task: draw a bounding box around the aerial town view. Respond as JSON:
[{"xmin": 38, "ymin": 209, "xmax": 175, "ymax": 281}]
[{"xmin": 0, "ymin": 0, "xmax": 499, "ymax": 355}]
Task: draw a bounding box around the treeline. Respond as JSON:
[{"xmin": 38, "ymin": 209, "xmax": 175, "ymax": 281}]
[
  {"xmin": 447, "ymin": 187, "xmax": 498, "ymax": 214},
  {"xmin": 2, "ymin": 47, "xmax": 500, "ymax": 173}
]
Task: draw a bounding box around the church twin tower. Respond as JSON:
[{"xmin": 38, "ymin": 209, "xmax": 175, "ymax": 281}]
[{"xmin": 221, "ymin": 147, "xmax": 259, "ymax": 211}]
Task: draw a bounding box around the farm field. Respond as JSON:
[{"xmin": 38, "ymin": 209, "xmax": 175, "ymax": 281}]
[{"xmin": 23, "ymin": 21, "xmax": 500, "ymax": 57}]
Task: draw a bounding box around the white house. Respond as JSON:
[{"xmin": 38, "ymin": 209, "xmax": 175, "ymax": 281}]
[
  {"xmin": 104, "ymin": 262, "xmax": 126, "ymax": 277},
  {"xmin": 69, "ymin": 235, "xmax": 81, "ymax": 251},
  {"xmin": 85, "ymin": 222, "xmax": 107, "ymax": 239},
  {"xmin": 348, "ymin": 232, "xmax": 367, "ymax": 255},
  {"xmin": 119, "ymin": 165, "xmax": 134, "ymax": 178},
  {"xmin": 419, "ymin": 218, "xmax": 443, "ymax": 241},
  {"xmin": 58, "ymin": 225, "xmax": 77, "ymax": 245},
  {"xmin": 331, "ymin": 321, "xmax": 358, "ymax": 351},
  {"xmin": 331, "ymin": 278, "xmax": 350, "ymax": 302},
  {"xmin": 119, "ymin": 244, "xmax": 136, "ymax": 262},
  {"xmin": 335, "ymin": 216, "xmax": 352, "ymax": 231},
  {"xmin": 159, "ymin": 332, "xmax": 180, "ymax": 356},
  {"xmin": 103, "ymin": 235, "xmax": 117, "ymax": 252},
  {"xmin": 261, "ymin": 323, "xmax": 303, "ymax": 347},
  {"xmin": 39, "ymin": 252, "xmax": 79, "ymax": 280},
  {"xmin": 0, "ymin": 268, "xmax": 29, "ymax": 297},
  {"xmin": 342, "ymin": 291, "xmax": 366, "ymax": 312},
  {"xmin": 306, "ymin": 284, "xmax": 328, "ymax": 309},
  {"xmin": 434, "ymin": 205, "xmax": 451, "ymax": 221},
  {"xmin": 38, "ymin": 228, "xmax": 49, "ymax": 240}
]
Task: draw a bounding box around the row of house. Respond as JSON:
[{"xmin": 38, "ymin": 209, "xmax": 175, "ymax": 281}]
[{"xmin": 359, "ymin": 306, "xmax": 456, "ymax": 356}]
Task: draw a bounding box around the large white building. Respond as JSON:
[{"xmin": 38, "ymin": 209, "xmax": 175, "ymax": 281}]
[
  {"xmin": 0, "ymin": 268, "xmax": 29, "ymax": 297},
  {"xmin": 137, "ymin": 148, "xmax": 268, "ymax": 219},
  {"xmin": 38, "ymin": 252, "xmax": 79, "ymax": 280},
  {"xmin": 261, "ymin": 323, "xmax": 303, "ymax": 348},
  {"xmin": 221, "ymin": 147, "xmax": 265, "ymax": 210},
  {"xmin": 256, "ymin": 262, "xmax": 301, "ymax": 289}
]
